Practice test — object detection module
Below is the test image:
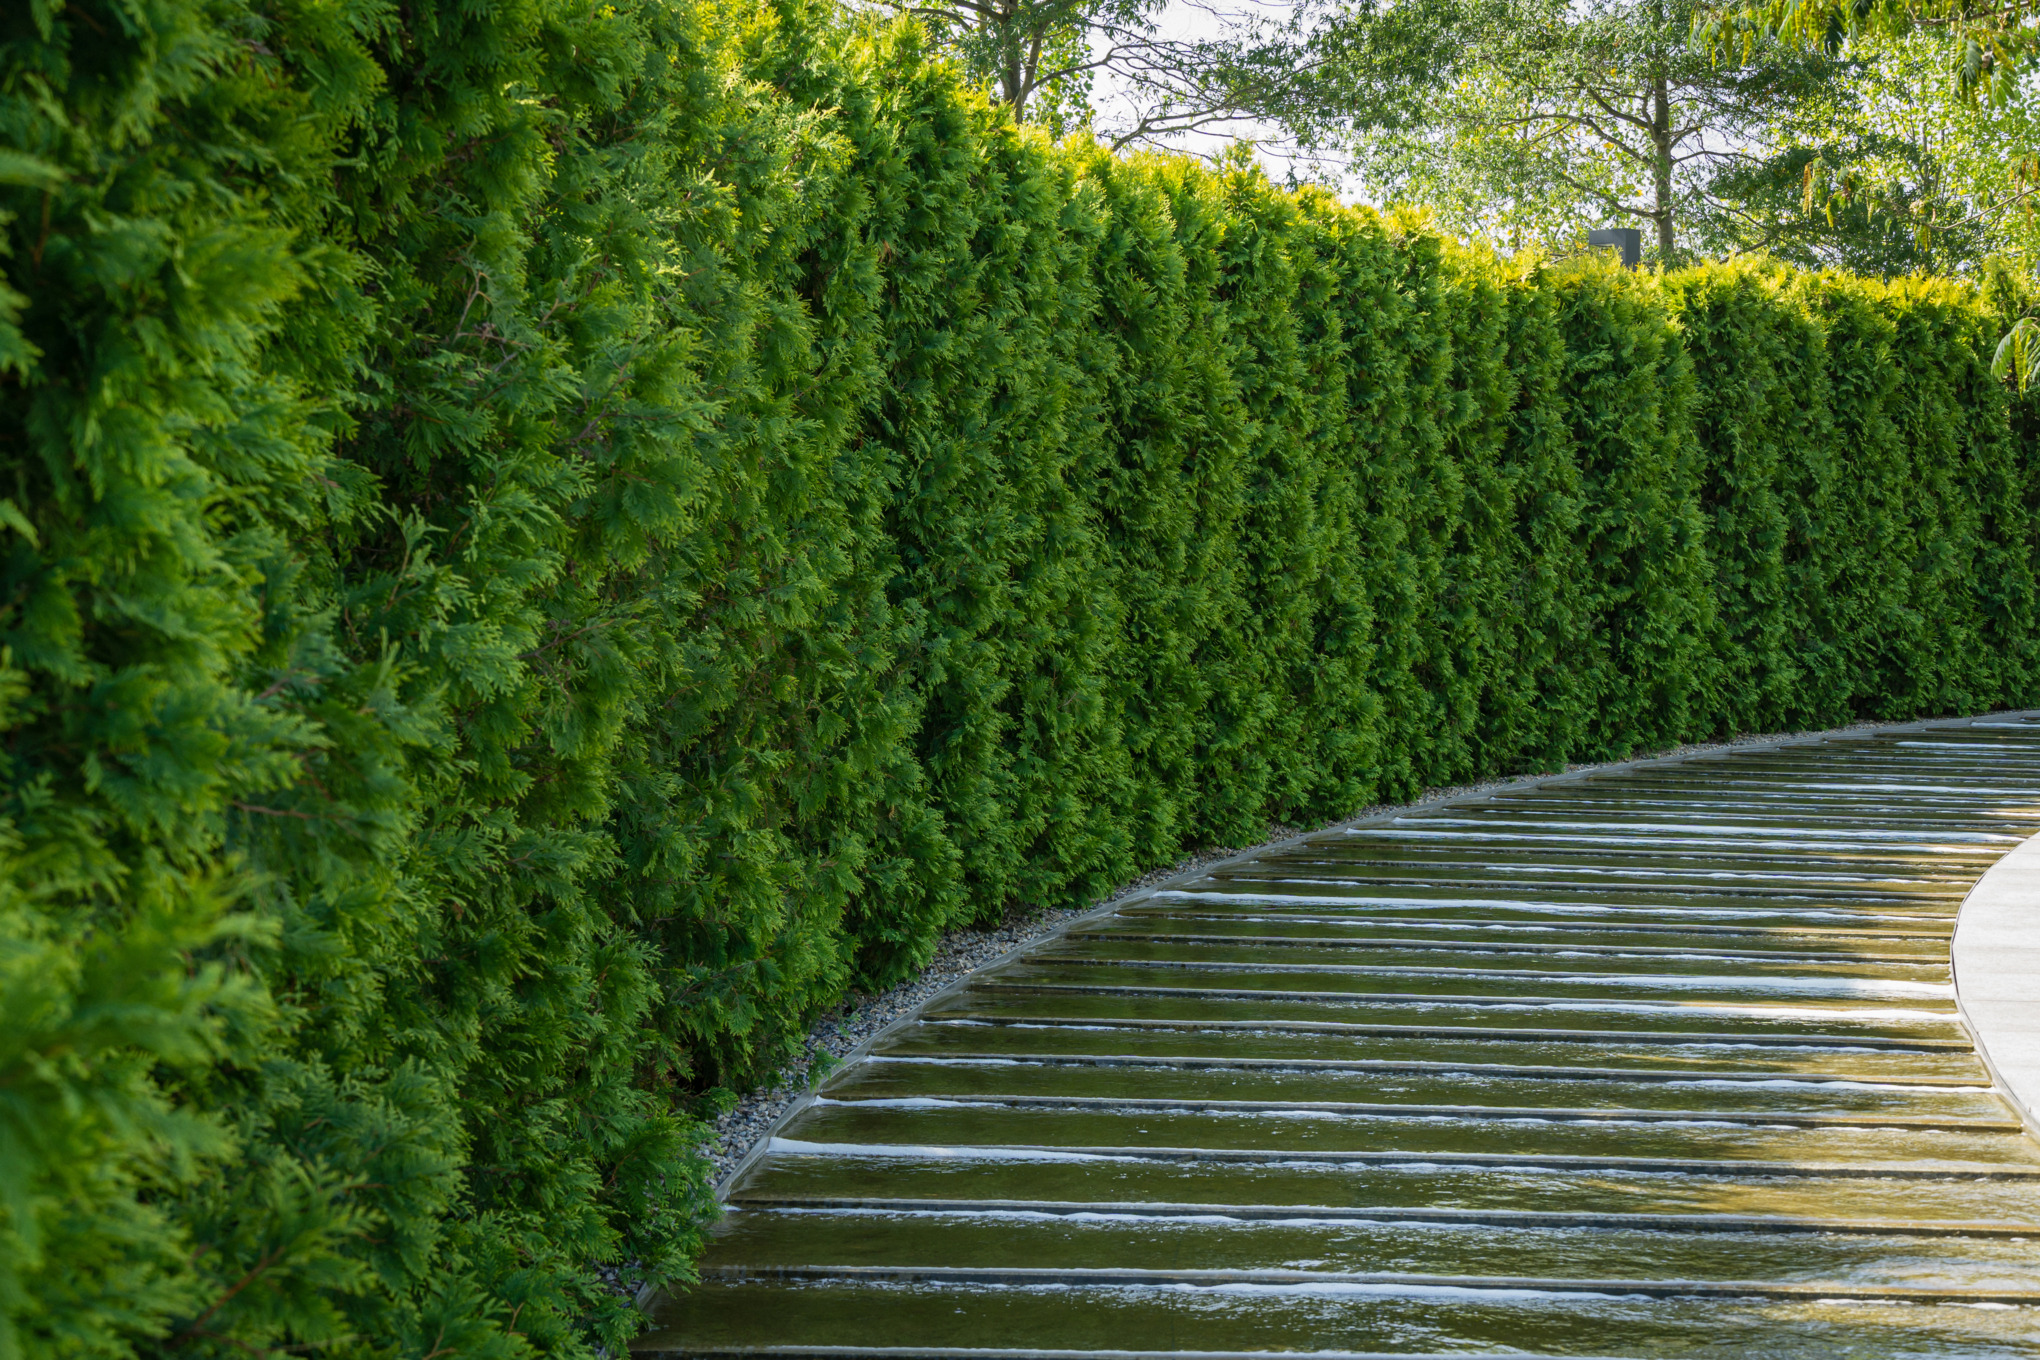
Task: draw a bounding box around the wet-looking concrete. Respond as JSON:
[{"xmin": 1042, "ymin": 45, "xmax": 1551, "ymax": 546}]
[{"xmin": 638, "ymin": 717, "xmax": 2040, "ymax": 1357}]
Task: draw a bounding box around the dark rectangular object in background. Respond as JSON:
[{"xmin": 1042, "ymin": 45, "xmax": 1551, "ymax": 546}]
[{"xmin": 1589, "ymin": 226, "xmax": 1643, "ymax": 267}]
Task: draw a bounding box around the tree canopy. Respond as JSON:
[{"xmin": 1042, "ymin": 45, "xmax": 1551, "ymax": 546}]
[
  {"xmin": 1342, "ymin": 0, "xmax": 1852, "ymax": 261},
  {"xmin": 1708, "ymin": 0, "xmax": 2040, "ymax": 103},
  {"xmin": 879, "ymin": 0, "xmax": 1337, "ymax": 143},
  {"xmin": 879, "ymin": 0, "xmax": 2040, "ymax": 281}
]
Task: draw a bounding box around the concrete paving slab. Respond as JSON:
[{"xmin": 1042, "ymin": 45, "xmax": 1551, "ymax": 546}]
[{"xmin": 1954, "ymin": 831, "xmax": 2040, "ymax": 1134}]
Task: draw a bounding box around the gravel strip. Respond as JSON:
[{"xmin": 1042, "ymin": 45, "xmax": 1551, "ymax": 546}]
[
  {"xmin": 696, "ymin": 848, "xmax": 1247, "ymax": 1188},
  {"xmin": 694, "ymin": 714, "xmax": 1947, "ymax": 1188}
]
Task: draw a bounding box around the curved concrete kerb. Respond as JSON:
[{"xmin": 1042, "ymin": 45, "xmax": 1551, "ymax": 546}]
[{"xmin": 1954, "ymin": 832, "xmax": 2040, "ymax": 1139}]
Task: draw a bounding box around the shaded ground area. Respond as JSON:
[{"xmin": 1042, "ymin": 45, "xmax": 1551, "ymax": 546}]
[{"xmin": 647, "ymin": 716, "xmax": 2040, "ymax": 1357}]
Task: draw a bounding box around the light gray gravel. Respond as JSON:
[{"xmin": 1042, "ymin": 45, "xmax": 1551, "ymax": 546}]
[
  {"xmin": 693, "ymin": 715, "xmax": 1929, "ymax": 1188},
  {"xmin": 694, "ymin": 845, "xmax": 1251, "ymax": 1187}
]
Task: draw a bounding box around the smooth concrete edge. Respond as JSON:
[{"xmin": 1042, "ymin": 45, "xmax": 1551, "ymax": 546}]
[
  {"xmin": 1954, "ymin": 824, "xmax": 2040, "ymax": 1142},
  {"xmin": 703, "ymin": 707, "xmax": 2040, "ymax": 1213}
]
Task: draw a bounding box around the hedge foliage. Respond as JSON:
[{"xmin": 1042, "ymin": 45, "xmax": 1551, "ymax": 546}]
[{"xmin": 3, "ymin": 1, "xmax": 2036, "ymax": 1357}]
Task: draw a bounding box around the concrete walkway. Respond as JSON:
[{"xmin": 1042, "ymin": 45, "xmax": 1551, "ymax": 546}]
[{"xmin": 1956, "ymin": 806, "xmax": 2040, "ymax": 1138}]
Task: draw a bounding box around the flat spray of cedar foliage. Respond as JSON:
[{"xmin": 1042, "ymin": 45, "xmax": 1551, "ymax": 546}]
[{"xmin": 2, "ymin": 0, "xmax": 2035, "ymax": 1356}]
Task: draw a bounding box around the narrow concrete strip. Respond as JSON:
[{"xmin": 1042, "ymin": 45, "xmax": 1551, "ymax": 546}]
[
  {"xmin": 699, "ymin": 1263, "xmax": 2040, "ymax": 1304},
  {"xmin": 1064, "ymin": 930, "xmax": 1934, "ymax": 960},
  {"xmin": 927, "ymin": 1014, "xmax": 1976, "ymax": 1048},
  {"xmin": 729, "ymin": 1194, "xmax": 2040, "ymax": 1236},
  {"xmin": 973, "ymin": 980, "xmax": 1965, "ymax": 1013},
  {"xmin": 865, "ymin": 1053, "xmax": 1980, "ymax": 1086},
  {"xmin": 1954, "ymin": 829, "xmax": 2040, "ymax": 1137},
  {"xmin": 763, "ymin": 1139, "xmax": 2040, "ymax": 1177},
  {"xmin": 1037, "ymin": 955, "xmax": 1954, "ymax": 984},
  {"xmin": 816, "ymin": 1092, "xmax": 2021, "ymax": 1131},
  {"xmin": 1105, "ymin": 912, "xmax": 1955, "ymax": 938}
]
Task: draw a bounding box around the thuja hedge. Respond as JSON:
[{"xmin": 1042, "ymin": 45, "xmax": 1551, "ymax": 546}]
[{"xmin": 3, "ymin": 0, "xmax": 2036, "ymax": 1356}]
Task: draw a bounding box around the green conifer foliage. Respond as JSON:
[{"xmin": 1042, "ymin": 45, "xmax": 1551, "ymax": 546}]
[
  {"xmin": 0, "ymin": 2, "xmax": 375, "ymax": 1353},
  {"xmin": 5, "ymin": 1, "xmax": 2040, "ymax": 1357}
]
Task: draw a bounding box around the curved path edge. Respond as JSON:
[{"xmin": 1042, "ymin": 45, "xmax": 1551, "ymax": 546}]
[
  {"xmin": 702, "ymin": 708, "xmax": 2040, "ymax": 1222},
  {"xmin": 1955, "ymin": 824, "xmax": 2040, "ymax": 1138}
]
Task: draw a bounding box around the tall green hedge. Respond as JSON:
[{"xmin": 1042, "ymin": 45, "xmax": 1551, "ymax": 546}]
[{"xmin": 4, "ymin": 1, "xmax": 2037, "ymax": 1357}]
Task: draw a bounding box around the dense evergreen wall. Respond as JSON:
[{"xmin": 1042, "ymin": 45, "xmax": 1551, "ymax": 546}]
[{"xmin": 3, "ymin": 1, "xmax": 2036, "ymax": 1357}]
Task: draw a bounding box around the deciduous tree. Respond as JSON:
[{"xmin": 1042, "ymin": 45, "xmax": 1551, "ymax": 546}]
[{"xmin": 1343, "ymin": 0, "xmax": 1845, "ymax": 260}]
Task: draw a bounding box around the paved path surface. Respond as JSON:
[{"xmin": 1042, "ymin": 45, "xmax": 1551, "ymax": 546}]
[{"xmin": 639, "ymin": 718, "xmax": 2040, "ymax": 1357}]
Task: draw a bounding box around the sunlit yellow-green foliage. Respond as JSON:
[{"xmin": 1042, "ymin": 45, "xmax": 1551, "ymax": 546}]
[
  {"xmin": 1682, "ymin": 32, "xmax": 2040, "ymax": 273},
  {"xmin": 1711, "ymin": 0, "xmax": 2040, "ymax": 103},
  {"xmin": 2, "ymin": 2, "xmax": 2036, "ymax": 1358}
]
